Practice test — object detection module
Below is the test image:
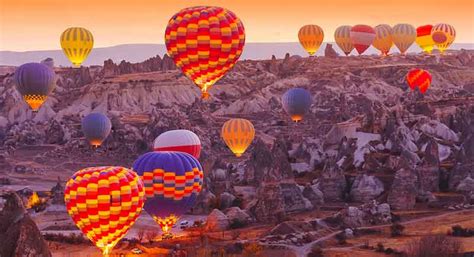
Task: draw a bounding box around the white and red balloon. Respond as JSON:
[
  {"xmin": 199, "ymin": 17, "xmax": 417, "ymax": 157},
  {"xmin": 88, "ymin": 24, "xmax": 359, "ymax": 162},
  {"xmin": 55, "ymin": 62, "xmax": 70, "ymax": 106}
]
[{"xmin": 153, "ymin": 129, "xmax": 201, "ymax": 159}]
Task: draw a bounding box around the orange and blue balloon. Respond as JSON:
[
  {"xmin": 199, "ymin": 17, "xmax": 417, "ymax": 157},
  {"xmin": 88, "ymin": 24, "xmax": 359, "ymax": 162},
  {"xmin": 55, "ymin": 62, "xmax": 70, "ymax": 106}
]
[
  {"xmin": 81, "ymin": 113, "xmax": 112, "ymax": 147},
  {"xmin": 282, "ymin": 88, "xmax": 312, "ymax": 122},
  {"xmin": 14, "ymin": 63, "xmax": 55, "ymax": 112}
]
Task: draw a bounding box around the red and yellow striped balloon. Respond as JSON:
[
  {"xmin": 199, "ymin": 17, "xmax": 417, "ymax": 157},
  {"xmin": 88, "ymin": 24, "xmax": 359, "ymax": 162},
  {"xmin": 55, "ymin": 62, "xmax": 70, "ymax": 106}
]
[
  {"xmin": 431, "ymin": 23, "xmax": 456, "ymax": 53},
  {"xmin": 406, "ymin": 69, "xmax": 432, "ymax": 94},
  {"xmin": 165, "ymin": 6, "xmax": 245, "ymax": 99},
  {"xmin": 416, "ymin": 25, "xmax": 435, "ymax": 54},
  {"xmin": 65, "ymin": 166, "xmax": 145, "ymax": 255}
]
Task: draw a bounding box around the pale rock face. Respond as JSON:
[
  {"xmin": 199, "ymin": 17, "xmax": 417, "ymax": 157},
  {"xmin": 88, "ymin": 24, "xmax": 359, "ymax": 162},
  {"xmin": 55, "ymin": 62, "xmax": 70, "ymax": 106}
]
[
  {"xmin": 350, "ymin": 175, "xmax": 385, "ymax": 202},
  {"xmin": 418, "ymin": 120, "xmax": 459, "ymax": 142},
  {"xmin": 225, "ymin": 207, "xmax": 252, "ymax": 225},
  {"xmin": 205, "ymin": 209, "xmax": 230, "ymax": 232},
  {"xmin": 387, "ymin": 168, "xmax": 418, "ymax": 210}
]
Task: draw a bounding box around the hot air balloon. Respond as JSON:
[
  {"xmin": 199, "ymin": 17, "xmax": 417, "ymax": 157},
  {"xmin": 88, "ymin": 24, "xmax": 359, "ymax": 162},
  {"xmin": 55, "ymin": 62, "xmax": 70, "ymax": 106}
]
[
  {"xmin": 282, "ymin": 88, "xmax": 312, "ymax": 122},
  {"xmin": 334, "ymin": 25, "xmax": 354, "ymax": 56},
  {"xmin": 431, "ymin": 23, "xmax": 456, "ymax": 53},
  {"xmin": 132, "ymin": 151, "xmax": 204, "ymax": 234},
  {"xmin": 350, "ymin": 25, "xmax": 375, "ymax": 55},
  {"xmin": 221, "ymin": 118, "xmax": 255, "ymax": 157},
  {"xmin": 81, "ymin": 113, "xmax": 112, "ymax": 147},
  {"xmin": 298, "ymin": 25, "xmax": 324, "ymax": 56},
  {"xmin": 416, "ymin": 25, "xmax": 435, "ymax": 54},
  {"xmin": 14, "ymin": 63, "xmax": 55, "ymax": 112},
  {"xmin": 392, "ymin": 24, "xmax": 416, "ymax": 54},
  {"xmin": 373, "ymin": 24, "xmax": 393, "ymax": 56},
  {"xmin": 60, "ymin": 27, "xmax": 94, "ymax": 67},
  {"xmin": 406, "ymin": 69, "xmax": 432, "ymax": 94},
  {"xmin": 64, "ymin": 166, "xmax": 145, "ymax": 255},
  {"xmin": 153, "ymin": 130, "xmax": 201, "ymax": 159},
  {"xmin": 165, "ymin": 6, "xmax": 245, "ymax": 99}
]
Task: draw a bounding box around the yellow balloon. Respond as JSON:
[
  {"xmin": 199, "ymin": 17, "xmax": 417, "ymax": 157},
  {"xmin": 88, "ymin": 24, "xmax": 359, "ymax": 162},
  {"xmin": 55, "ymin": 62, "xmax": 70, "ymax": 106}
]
[
  {"xmin": 373, "ymin": 24, "xmax": 393, "ymax": 56},
  {"xmin": 334, "ymin": 25, "xmax": 354, "ymax": 56},
  {"xmin": 416, "ymin": 25, "xmax": 435, "ymax": 54},
  {"xmin": 60, "ymin": 27, "xmax": 94, "ymax": 67},
  {"xmin": 221, "ymin": 118, "xmax": 255, "ymax": 157},
  {"xmin": 298, "ymin": 25, "xmax": 324, "ymax": 56},
  {"xmin": 431, "ymin": 23, "xmax": 456, "ymax": 53},
  {"xmin": 392, "ymin": 24, "xmax": 416, "ymax": 55}
]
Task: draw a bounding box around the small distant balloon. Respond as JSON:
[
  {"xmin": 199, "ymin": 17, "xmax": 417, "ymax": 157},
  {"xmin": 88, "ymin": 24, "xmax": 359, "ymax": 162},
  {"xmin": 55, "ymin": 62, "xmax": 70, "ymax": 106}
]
[
  {"xmin": 282, "ymin": 88, "xmax": 312, "ymax": 122},
  {"xmin": 60, "ymin": 27, "xmax": 94, "ymax": 68},
  {"xmin": 334, "ymin": 25, "xmax": 354, "ymax": 56},
  {"xmin": 392, "ymin": 24, "xmax": 416, "ymax": 54},
  {"xmin": 416, "ymin": 25, "xmax": 435, "ymax": 54},
  {"xmin": 81, "ymin": 113, "xmax": 112, "ymax": 147},
  {"xmin": 431, "ymin": 23, "xmax": 456, "ymax": 53},
  {"xmin": 14, "ymin": 63, "xmax": 55, "ymax": 112},
  {"xmin": 373, "ymin": 24, "xmax": 393, "ymax": 56},
  {"xmin": 406, "ymin": 69, "xmax": 432, "ymax": 94},
  {"xmin": 350, "ymin": 25, "xmax": 375, "ymax": 55},
  {"xmin": 221, "ymin": 118, "xmax": 255, "ymax": 157},
  {"xmin": 153, "ymin": 129, "xmax": 201, "ymax": 159},
  {"xmin": 298, "ymin": 25, "xmax": 324, "ymax": 56},
  {"xmin": 64, "ymin": 166, "xmax": 145, "ymax": 255}
]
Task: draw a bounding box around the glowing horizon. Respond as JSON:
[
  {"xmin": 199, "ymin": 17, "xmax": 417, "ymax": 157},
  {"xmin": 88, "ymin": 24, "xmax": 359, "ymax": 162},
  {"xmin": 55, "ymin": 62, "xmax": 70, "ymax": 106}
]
[{"xmin": 1, "ymin": 0, "xmax": 473, "ymax": 51}]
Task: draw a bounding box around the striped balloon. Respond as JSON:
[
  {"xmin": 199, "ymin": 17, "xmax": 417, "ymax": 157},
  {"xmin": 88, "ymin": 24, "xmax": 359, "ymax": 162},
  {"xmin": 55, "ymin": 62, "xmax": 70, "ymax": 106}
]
[
  {"xmin": 431, "ymin": 23, "xmax": 456, "ymax": 53},
  {"xmin": 392, "ymin": 24, "xmax": 416, "ymax": 54},
  {"xmin": 334, "ymin": 25, "xmax": 354, "ymax": 56},
  {"xmin": 406, "ymin": 69, "xmax": 432, "ymax": 94},
  {"xmin": 64, "ymin": 166, "xmax": 145, "ymax": 255},
  {"xmin": 81, "ymin": 113, "xmax": 112, "ymax": 147},
  {"xmin": 298, "ymin": 25, "xmax": 324, "ymax": 56},
  {"xmin": 349, "ymin": 25, "xmax": 375, "ymax": 55},
  {"xmin": 14, "ymin": 63, "xmax": 55, "ymax": 112},
  {"xmin": 373, "ymin": 24, "xmax": 393, "ymax": 56},
  {"xmin": 165, "ymin": 6, "xmax": 245, "ymax": 99},
  {"xmin": 282, "ymin": 88, "xmax": 312, "ymax": 122},
  {"xmin": 416, "ymin": 25, "xmax": 435, "ymax": 54},
  {"xmin": 221, "ymin": 118, "xmax": 255, "ymax": 157},
  {"xmin": 132, "ymin": 151, "xmax": 204, "ymax": 233},
  {"xmin": 60, "ymin": 27, "xmax": 94, "ymax": 67},
  {"xmin": 153, "ymin": 130, "xmax": 201, "ymax": 159}
]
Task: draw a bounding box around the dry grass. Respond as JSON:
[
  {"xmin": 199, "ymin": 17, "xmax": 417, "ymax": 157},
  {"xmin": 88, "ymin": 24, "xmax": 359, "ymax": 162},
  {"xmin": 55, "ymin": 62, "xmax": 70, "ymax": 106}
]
[{"xmin": 404, "ymin": 234, "xmax": 462, "ymax": 257}]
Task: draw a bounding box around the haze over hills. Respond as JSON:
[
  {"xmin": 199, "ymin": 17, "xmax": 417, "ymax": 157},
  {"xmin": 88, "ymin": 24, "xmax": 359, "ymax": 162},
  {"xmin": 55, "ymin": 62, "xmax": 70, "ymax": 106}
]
[{"xmin": 1, "ymin": 42, "xmax": 473, "ymax": 67}]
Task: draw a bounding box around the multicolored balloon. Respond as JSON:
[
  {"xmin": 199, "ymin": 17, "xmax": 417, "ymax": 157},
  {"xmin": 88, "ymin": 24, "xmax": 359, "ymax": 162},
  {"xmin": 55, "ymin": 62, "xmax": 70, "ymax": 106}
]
[
  {"xmin": 282, "ymin": 88, "xmax": 312, "ymax": 122},
  {"xmin": 64, "ymin": 166, "xmax": 145, "ymax": 255},
  {"xmin": 406, "ymin": 69, "xmax": 432, "ymax": 94},
  {"xmin": 60, "ymin": 27, "xmax": 94, "ymax": 67},
  {"xmin": 132, "ymin": 151, "xmax": 204, "ymax": 233},
  {"xmin": 431, "ymin": 23, "xmax": 456, "ymax": 53},
  {"xmin": 334, "ymin": 25, "xmax": 354, "ymax": 56},
  {"xmin": 81, "ymin": 113, "xmax": 112, "ymax": 147},
  {"xmin": 165, "ymin": 6, "xmax": 245, "ymax": 99},
  {"xmin": 221, "ymin": 118, "xmax": 255, "ymax": 157},
  {"xmin": 416, "ymin": 25, "xmax": 435, "ymax": 54},
  {"xmin": 14, "ymin": 63, "xmax": 55, "ymax": 112},
  {"xmin": 153, "ymin": 130, "xmax": 201, "ymax": 159},
  {"xmin": 392, "ymin": 24, "xmax": 416, "ymax": 54},
  {"xmin": 298, "ymin": 25, "xmax": 324, "ymax": 56},
  {"xmin": 373, "ymin": 24, "xmax": 393, "ymax": 56},
  {"xmin": 349, "ymin": 25, "xmax": 375, "ymax": 55}
]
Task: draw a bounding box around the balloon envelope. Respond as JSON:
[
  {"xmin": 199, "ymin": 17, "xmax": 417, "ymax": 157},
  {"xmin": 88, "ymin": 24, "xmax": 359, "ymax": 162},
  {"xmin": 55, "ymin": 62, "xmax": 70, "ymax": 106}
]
[
  {"xmin": 298, "ymin": 25, "xmax": 324, "ymax": 56},
  {"xmin": 406, "ymin": 69, "xmax": 432, "ymax": 94},
  {"xmin": 392, "ymin": 24, "xmax": 416, "ymax": 54},
  {"xmin": 132, "ymin": 151, "xmax": 204, "ymax": 233},
  {"xmin": 416, "ymin": 25, "xmax": 435, "ymax": 54},
  {"xmin": 153, "ymin": 129, "xmax": 201, "ymax": 159},
  {"xmin": 165, "ymin": 6, "xmax": 245, "ymax": 99},
  {"xmin": 431, "ymin": 23, "xmax": 456, "ymax": 53},
  {"xmin": 81, "ymin": 113, "xmax": 112, "ymax": 147},
  {"xmin": 373, "ymin": 24, "xmax": 393, "ymax": 56},
  {"xmin": 334, "ymin": 25, "xmax": 354, "ymax": 56},
  {"xmin": 350, "ymin": 25, "xmax": 375, "ymax": 55},
  {"xmin": 221, "ymin": 118, "xmax": 255, "ymax": 157},
  {"xmin": 14, "ymin": 63, "xmax": 55, "ymax": 111},
  {"xmin": 64, "ymin": 166, "xmax": 145, "ymax": 255},
  {"xmin": 282, "ymin": 88, "xmax": 312, "ymax": 122},
  {"xmin": 60, "ymin": 27, "xmax": 94, "ymax": 67}
]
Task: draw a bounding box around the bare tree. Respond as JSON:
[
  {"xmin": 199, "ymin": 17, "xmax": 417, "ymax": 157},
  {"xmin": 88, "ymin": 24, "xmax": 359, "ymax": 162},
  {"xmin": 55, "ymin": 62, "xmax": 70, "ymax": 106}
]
[
  {"xmin": 145, "ymin": 230, "xmax": 159, "ymax": 243},
  {"xmin": 137, "ymin": 229, "xmax": 145, "ymax": 243}
]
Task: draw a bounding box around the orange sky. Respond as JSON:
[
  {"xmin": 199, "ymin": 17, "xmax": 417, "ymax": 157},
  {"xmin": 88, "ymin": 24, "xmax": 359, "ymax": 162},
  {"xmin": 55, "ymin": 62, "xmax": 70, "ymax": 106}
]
[{"xmin": 1, "ymin": 0, "xmax": 473, "ymax": 51}]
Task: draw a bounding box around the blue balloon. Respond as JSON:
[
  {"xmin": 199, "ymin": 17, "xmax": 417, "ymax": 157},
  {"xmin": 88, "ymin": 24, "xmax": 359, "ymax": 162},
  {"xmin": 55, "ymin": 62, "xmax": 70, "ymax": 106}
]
[
  {"xmin": 81, "ymin": 112, "xmax": 111, "ymax": 147},
  {"xmin": 14, "ymin": 62, "xmax": 55, "ymax": 111},
  {"xmin": 132, "ymin": 151, "xmax": 204, "ymax": 233},
  {"xmin": 282, "ymin": 88, "xmax": 312, "ymax": 122}
]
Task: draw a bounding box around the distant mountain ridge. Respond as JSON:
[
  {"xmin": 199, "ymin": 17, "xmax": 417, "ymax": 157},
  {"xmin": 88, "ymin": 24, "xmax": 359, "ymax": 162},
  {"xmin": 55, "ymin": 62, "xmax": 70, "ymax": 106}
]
[{"xmin": 1, "ymin": 42, "xmax": 473, "ymax": 67}]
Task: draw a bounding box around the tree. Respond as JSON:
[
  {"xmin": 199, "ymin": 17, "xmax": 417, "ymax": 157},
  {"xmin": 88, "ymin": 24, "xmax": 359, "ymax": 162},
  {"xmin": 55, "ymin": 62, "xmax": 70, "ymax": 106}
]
[
  {"xmin": 390, "ymin": 222, "xmax": 405, "ymax": 237},
  {"xmin": 137, "ymin": 229, "xmax": 145, "ymax": 243},
  {"xmin": 145, "ymin": 230, "xmax": 159, "ymax": 243}
]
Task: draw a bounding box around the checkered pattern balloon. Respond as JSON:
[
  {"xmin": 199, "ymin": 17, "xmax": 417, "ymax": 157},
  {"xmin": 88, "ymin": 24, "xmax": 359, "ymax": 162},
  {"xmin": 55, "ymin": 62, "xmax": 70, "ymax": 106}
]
[
  {"xmin": 64, "ymin": 166, "xmax": 145, "ymax": 255},
  {"xmin": 132, "ymin": 151, "xmax": 204, "ymax": 233},
  {"xmin": 165, "ymin": 6, "xmax": 245, "ymax": 99}
]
